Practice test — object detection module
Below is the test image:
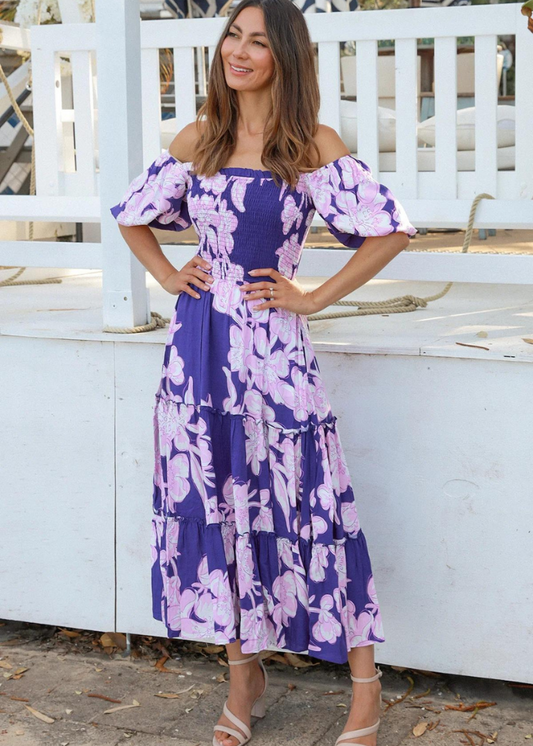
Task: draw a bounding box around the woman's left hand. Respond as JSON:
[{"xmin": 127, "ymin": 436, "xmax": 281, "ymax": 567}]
[{"xmin": 241, "ymin": 268, "xmax": 318, "ymax": 315}]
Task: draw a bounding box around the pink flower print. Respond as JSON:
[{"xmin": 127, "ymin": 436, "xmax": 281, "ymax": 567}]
[
  {"xmin": 156, "ymin": 400, "xmax": 180, "ymax": 456},
  {"xmin": 251, "ymin": 488, "xmax": 275, "ymax": 533},
  {"xmin": 275, "ymin": 233, "xmax": 302, "ymax": 279},
  {"xmin": 332, "ymin": 186, "xmax": 392, "ymax": 238},
  {"xmin": 233, "ymin": 481, "xmax": 252, "ymax": 534},
  {"xmin": 341, "ymin": 501, "xmax": 360, "ymax": 536},
  {"xmin": 221, "ymin": 522, "xmax": 236, "ymax": 564},
  {"xmin": 334, "ymin": 545, "xmax": 348, "ymax": 591},
  {"xmin": 366, "ymin": 574, "xmax": 379, "ymax": 607},
  {"xmin": 208, "ymin": 568, "xmax": 234, "ymax": 626},
  {"xmin": 317, "ymin": 482, "xmax": 336, "ymax": 523},
  {"xmin": 167, "ymin": 309, "xmax": 182, "ymax": 336},
  {"xmin": 212, "ymin": 278, "xmax": 243, "ymax": 315},
  {"xmin": 272, "ymin": 570, "xmax": 298, "ymax": 625},
  {"xmin": 338, "ymin": 155, "xmax": 367, "ymax": 190},
  {"xmin": 307, "ymin": 179, "xmax": 334, "ymax": 217},
  {"xmin": 243, "ymin": 417, "xmax": 268, "ymax": 476},
  {"xmin": 239, "ymin": 606, "xmax": 266, "ymax": 647},
  {"xmin": 167, "ymin": 452, "xmax": 191, "ymax": 506},
  {"xmin": 349, "ymin": 608, "xmax": 374, "ymax": 646},
  {"xmin": 311, "ymin": 593, "xmax": 343, "ymax": 644},
  {"xmin": 308, "ymin": 375, "xmax": 332, "ymax": 422},
  {"xmin": 245, "ymin": 391, "xmax": 277, "ymax": 433},
  {"xmin": 187, "ymin": 192, "xmax": 220, "ymax": 236},
  {"xmin": 215, "ymin": 199, "xmax": 239, "ymax": 256},
  {"xmin": 231, "ymin": 177, "xmax": 255, "ymax": 212},
  {"xmin": 309, "ymin": 543, "xmax": 329, "ymax": 583},
  {"xmin": 236, "ymin": 537, "xmax": 255, "ymax": 597},
  {"xmin": 327, "ymin": 430, "xmax": 351, "ymax": 494},
  {"xmin": 279, "ymin": 435, "xmax": 298, "ymax": 491},
  {"xmin": 281, "ymin": 195, "xmax": 303, "ymax": 234},
  {"xmin": 311, "ymin": 514, "xmax": 328, "ymax": 541},
  {"xmin": 279, "ymin": 539, "xmax": 294, "ymax": 570},
  {"xmin": 165, "ymin": 519, "xmax": 181, "ymax": 568},
  {"xmin": 229, "ymin": 322, "xmax": 254, "ymax": 383},
  {"xmin": 198, "ymin": 171, "xmax": 228, "ymax": 195},
  {"xmin": 166, "ymin": 575, "xmax": 182, "ymax": 629},
  {"xmin": 393, "ymin": 203, "xmax": 417, "ymax": 236},
  {"xmin": 166, "ymin": 346, "xmax": 185, "ymax": 386},
  {"xmin": 270, "ymin": 306, "xmax": 297, "ymax": 345},
  {"xmin": 116, "ymin": 161, "xmax": 188, "ymax": 227},
  {"xmin": 282, "ymin": 367, "xmax": 309, "ymax": 422}
]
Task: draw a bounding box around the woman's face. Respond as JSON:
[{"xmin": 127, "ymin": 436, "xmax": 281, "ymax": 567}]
[{"xmin": 220, "ymin": 7, "xmax": 275, "ymax": 92}]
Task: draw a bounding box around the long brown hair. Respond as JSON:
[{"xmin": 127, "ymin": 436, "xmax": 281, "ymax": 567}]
[{"xmin": 191, "ymin": 0, "xmax": 321, "ymax": 190}]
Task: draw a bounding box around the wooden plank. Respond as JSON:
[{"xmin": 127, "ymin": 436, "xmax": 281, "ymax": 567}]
[
  {"xmin": 71, "ymin": 50, "xmax": 97, "ymax": 196},
  {"xmin": 394, "ymin": 38, "xmax": 418, "ymax": 199},
  {"xmin": 0, "ymin": 195, "xmax": 100, "ymax": 220},
  {"xmin": 514, "ymin": 2, "xmax": 533, "ymax": 200},
  {"xmin": 173, "ymin": 46, "xmax": 196, "ymax": 134},
  {"xmin": 474, "ymin": 35, "xmax": 498, "ymax": 198},
  {"xmin": 434, "ymin": 37, "xmax": 457, "ymax": 200},
  {"xmin": 31, "ymin": 42, "xmax": 62, "ymax": 195},
  {"xmin": 317, "ymin": 41, "xmax": 341, "ymax": 135},
  {"xmin": 0, "ymin": 242, "xmax": 102, "ymax": 269},
  {"xmin": 141, "ymin": 47, "xmax": 162, "ymax": 164},
  {"xmin": 305, "ymin": 4, "xmax": 517, "ymax": 42},
  {"xmin": 355, "ymin": 39, "xmax": 379, "ymax": 176},
  {"xmin": 298, "ymin": 247, "xmax": 533, "ymax": 285}
]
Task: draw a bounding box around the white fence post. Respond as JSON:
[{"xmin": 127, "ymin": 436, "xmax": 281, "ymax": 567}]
[{"xmin": 96, "ymin": 0, "xmax": 150, "ymax": 330}]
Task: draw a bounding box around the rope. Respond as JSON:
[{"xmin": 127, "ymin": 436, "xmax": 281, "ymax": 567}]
[
  {"xmin": 102, "ymin": 311, "xmax": 169, "ymax": 334},
  {"xmin": 306, "ymin": 192, "xmax": 495, "ymax": 321}
]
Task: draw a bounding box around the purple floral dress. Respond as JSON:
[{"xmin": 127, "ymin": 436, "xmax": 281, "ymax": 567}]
[{"xmin": 110, "ymin": 149, "xmax": 416, "ymax": 664}]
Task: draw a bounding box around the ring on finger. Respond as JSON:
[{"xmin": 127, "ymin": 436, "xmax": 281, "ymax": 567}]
[{"xmin": 269, "ymin": 286, "xmax": 275, "ymax": 298}]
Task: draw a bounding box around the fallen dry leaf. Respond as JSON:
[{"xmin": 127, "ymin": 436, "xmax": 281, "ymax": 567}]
[
  {"xmin": 0, "ymin": 661, "xmax": 12, "ymax": 670},
  {"xmin": 522, "ymin": 338, "xmax": 533, "ymax": 345},
  {"xmin": 444, "ymin": 700, "xmax": 496, "ymax": 713},
  {"xmin": 59, "ymin": 629, "xmax": 81, "ymax": 639},
  {"xmin": 103, "ymin": 699, "xmax": 140, "ymax": 714},
  {"xmin": 456, "ymin": 342, "xmax": 490, "ymax": 351},
  {"xmin": 87, "ymin": 693, "xmax": 122, "ymax": 703},
  {"xmin": 476, "ymin": 331, "xmax": 488, "ymax": 338},
  {"xmin": 99, "ymin": 633, "xmax": 126, "ymax": 650},
  {"xmin": 24, "ymin": 705, "xmax": 55, "ymax": 723},
  {"xmin": 413, "ymin": 721, "xmax": 428, "ymax": 736}
]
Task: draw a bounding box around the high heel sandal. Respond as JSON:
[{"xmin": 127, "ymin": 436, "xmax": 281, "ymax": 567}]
[
  {"xmin": 212, "ymin": 651, "xmax": 269, "ymax": 746},
  {"xmin": 334, "ymin": 666, "xmax": 383, "ymax": 746}
]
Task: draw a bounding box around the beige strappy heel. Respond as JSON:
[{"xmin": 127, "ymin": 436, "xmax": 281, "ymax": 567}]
[
  {"xmin": 334, "ymin": 666, "xmax": 383, "ymax": 746},
  {"xmin": 212, "ymin": 651, "xmax": 269, "ymax": 746}
]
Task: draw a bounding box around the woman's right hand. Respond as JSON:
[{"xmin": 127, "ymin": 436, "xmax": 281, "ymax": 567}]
[{"xmin": 161, "ymin": 256, "xmax": 214, "ymax": 297}]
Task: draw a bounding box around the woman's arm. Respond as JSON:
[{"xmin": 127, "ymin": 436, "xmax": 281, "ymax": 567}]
[{"xmin": 308, "ymin": 232, "xmax": 409, "ymax": 314}]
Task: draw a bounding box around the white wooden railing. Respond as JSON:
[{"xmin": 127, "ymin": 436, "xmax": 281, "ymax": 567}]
[{"xmin": 0, "ymin": 1, "xmax": 531, "ymax": 330}]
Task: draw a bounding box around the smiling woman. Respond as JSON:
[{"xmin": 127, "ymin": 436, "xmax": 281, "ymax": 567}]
[{"xmin": 110, "ymin": 1, "xmax": 416, "ymax": 745}]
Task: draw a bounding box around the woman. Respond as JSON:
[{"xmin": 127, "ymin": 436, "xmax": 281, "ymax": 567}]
[{"xmin": 110, "ymin": 1, "xmax": 416, "ymax": 744}]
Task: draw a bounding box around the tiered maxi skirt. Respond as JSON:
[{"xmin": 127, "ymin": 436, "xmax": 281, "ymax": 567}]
[{"xmin": 150, "ymin": 273, "xmax": 385, "ymax": 664}]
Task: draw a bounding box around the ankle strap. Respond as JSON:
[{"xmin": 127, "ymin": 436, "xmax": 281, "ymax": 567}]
[
  {"xmin": 227, "ymin": 652, "xmax": 260, "ymax": 666},
  {"xmin": 350, "ymin": 665, "xmax": 382, "ymax": 683}
]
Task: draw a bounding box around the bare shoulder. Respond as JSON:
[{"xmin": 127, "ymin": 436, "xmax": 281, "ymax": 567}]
[
  {"xmin": 168, "ymin": 120, "xmax": 206, "ymax": 162},
  {"xmin": 312, "ymin": 124, "xmax": 351, "ymax": 168}
]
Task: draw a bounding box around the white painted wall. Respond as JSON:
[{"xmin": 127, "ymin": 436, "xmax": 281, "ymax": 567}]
[{"xmin": 1, "ymin": 330, "xmax": 531, "ymax": 682}]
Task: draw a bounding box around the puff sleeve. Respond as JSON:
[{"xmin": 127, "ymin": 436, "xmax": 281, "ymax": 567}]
[
  {"xmin": 306, "ymin": 154, "xmax": 417, "ymax": 249},
  {"xmin": 109, "ymin": 150, "xmax": 192, "ymax": 232}
]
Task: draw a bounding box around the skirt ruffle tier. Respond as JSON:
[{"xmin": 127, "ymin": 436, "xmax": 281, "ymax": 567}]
[{"xmin": 150, "ymin": 395, "xmax": 385, "ymax": 664}]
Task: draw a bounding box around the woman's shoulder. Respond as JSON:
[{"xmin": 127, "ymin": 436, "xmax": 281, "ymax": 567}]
[
  {"xmin": 302, "ymin": 124, "xmax": 351, "ymax": 173},
  {"xmin": 168, "ymin": 120, "xmax": 206, "ymax": 162}
]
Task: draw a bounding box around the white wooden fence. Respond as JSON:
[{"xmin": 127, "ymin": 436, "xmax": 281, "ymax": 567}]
[{"xmin": 0, "ymin": 1, "xmax": 531, "ymax": 329}]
